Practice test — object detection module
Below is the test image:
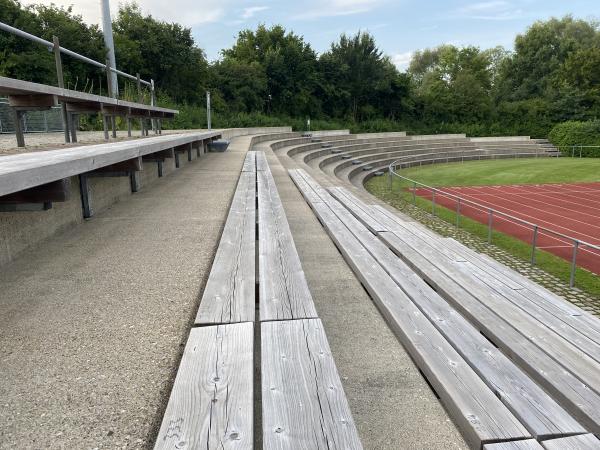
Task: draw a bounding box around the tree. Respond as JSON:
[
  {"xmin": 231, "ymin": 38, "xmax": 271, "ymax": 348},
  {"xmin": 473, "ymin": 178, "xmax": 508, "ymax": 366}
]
[
  {"xmin": 223, "ymin": 25, "xmax": 320, "ymax": 116},
  {"xmin": 113, "ymin": 3, "xmax": 209, "ymax": 104},
  {"xmin": 319, "ymin": 31, "xmax": 404, "ymax": 121}
]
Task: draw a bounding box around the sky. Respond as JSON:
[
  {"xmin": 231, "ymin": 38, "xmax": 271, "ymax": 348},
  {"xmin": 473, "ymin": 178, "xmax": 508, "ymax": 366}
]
[{"xmin": 20, "ymin": 0, "xmax": 599, "ymax": 70}]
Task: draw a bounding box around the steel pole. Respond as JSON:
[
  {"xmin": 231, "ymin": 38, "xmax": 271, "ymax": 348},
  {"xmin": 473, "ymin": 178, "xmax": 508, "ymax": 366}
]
[
  {"xmin": 100, "ymin": 0, "xmax": 118, "ymax": 97},
  {"xmin": 206, "ymin": 91, "xmax": 211, "ymax": 130},
  {"xmin": 570, "ymin": 241, "xmax": 579, "ymax": 287}
]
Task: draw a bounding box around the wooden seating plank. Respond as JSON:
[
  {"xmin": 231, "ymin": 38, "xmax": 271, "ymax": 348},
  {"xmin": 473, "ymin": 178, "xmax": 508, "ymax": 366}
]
[
  {"xmin": 255, "ymin": 150, "xmax": 269, "ymax": 171},
  {"xmin": 322, "ymin": 182, "xmax": 600, "ymax": 432},
  {"xmin": 258, "ymin": 158, "xmax": 317, "ymax": 321},
  {"xmin": 293, "ymin": 170, "xmax": 586, "ymax": 439},
  {"xmin": 287, "ymin": 179, "xmax": 532, "ymax": 448},
  {"xmin": 241, "ymin": 151, "xmax": 256, "ymax": 172},
  {"xmin": 195, "ymin": 171, "xmax": 256, "ymax": 325},
  {"xmin": 154, "ymin": 323, "xmax": 253, "ymax": 450},
  {"xmin": 261, "ymin": 318, "xmax": 362, "ymax": 449},
  {"xmin": 483, "ymin": 440, "xmax": 544, "ymax": 450},
  {"xmin": 374, "ymin": 205, "xmax": 600, "ymax": 342},
  {"xmin": 542, "ymin": 433, "xmax": 600, "ymax": 450},
  {"xmin": 370, "ymin": 204, "xmax": 600, "ymax": 373},
  {"xmin": 328, "ymin": 187, "xmax": 388, "ymax": 233}
]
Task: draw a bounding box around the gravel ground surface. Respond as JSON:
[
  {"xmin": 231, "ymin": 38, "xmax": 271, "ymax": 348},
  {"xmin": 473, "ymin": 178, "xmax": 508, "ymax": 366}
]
[
  {"xmin": 0, "ymin": 129, "xmax": 209, "ymax": 155},
  {"xmin": 263, "ymin": 141, "xmax": 468, "ymax": 449},
  {"xmin": 0, "ymin": 136, "xmax": 252, "ymax": 449}
]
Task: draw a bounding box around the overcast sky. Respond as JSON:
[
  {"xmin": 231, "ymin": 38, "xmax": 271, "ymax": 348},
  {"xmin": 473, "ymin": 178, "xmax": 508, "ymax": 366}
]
[{"xmin": 19, "ymin": 0, "xmax": 599, "ymax": 70}]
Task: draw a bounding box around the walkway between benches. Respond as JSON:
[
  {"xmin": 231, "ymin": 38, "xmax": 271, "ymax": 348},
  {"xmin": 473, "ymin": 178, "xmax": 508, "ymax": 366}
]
[{"xmin": 0, "ymin": 135, "xmax": 254, "ymax": 448}]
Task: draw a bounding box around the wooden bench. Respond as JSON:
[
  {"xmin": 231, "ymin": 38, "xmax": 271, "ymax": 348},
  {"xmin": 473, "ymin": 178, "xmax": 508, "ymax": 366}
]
[
  {"xmin": 256, "ymin": 151, "xmax": 318, "ymax": 321},
  {"xmin": 289, "ymin": 169, "xmax": 541, "ymax": 448},
  {"xmin": 157, "ymin": 152, "xmax": 361, "ymax": 449},
  {"xmin": 326, "ymin": 185, "xmax": 600, "ymax": 434},
  {"xmin": 154, "ymin": 322, "xmax": 254, "ymax": 449},
  {"xmin": 542, "ymin": 433, "xmax": 600, "ymax": 449}
]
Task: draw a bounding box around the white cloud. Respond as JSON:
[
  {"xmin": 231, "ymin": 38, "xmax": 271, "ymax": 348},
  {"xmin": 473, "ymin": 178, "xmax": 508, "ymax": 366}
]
[
  {"xmin": 241, "ymin": 6, "xmax": 269, "ymax": 20},
  {"xmin": 294, "ymin": 0, "xmax": 381, "ymax": 20},
  {"xmin": 20, "ymin": 0, "xmax": 228, "ymax": 26},
  {"xmin": 391, "ymin": 51, "xmax": 413, "ymax": 71},
  {"xmin": 456, "ymin": 1, "xmax": 524, "ymax": 20}
]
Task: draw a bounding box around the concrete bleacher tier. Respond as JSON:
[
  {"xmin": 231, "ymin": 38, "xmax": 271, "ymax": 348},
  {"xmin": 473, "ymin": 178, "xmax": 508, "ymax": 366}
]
[
  {"xmin": 259, "ymin": 132, "xmax": 599, "ymax": 449},
  {"xmin": 274, "ymin": 134, "xmax": 558, "ymax": 187},
  {"xmin": 2, "ymin": 129, "xmax": 585, "ymax": 449}
]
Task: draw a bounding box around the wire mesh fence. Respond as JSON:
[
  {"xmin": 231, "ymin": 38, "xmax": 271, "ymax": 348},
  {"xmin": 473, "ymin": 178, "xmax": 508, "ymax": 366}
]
[{"xmin": 0, "ymin": 98, "xmax": 64, "ymax": 133}]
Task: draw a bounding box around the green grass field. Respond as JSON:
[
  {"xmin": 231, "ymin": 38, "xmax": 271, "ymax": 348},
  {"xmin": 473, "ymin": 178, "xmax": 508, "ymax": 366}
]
[
  {"xmin": 365, "ymin": 158, "xmax": 600, "ymax": 298},
  {"xmin": 386, "ymin": 157, "xmax": 600, "ymax": 188}
]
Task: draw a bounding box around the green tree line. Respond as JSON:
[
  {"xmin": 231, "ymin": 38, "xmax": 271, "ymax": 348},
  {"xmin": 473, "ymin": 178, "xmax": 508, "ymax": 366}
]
[{"xmin": 1, "ymin": 0, "xmax": 599, "ymax": 138}]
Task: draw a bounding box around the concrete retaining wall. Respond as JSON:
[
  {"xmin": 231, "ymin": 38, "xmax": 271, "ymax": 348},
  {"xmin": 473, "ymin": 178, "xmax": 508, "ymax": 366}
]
[
  {"xmin": 409, "ymin": 134, "xmax": 467, "ymax": 140},
  {"xmin": 469, "ymin": 136, "xmax": 530, "ymax": 142},
  {"xmin": 355, "ymin": 132, "xmax": 407, "ymax": 138},
  {"xmin": 0, "ymin": 128, "xmax": 272, "ymax": 267}
]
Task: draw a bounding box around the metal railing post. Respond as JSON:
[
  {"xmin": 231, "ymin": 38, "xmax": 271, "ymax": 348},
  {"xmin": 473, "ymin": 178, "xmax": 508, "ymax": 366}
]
[
  {"xmin": 488, "ymin": 209, "xmax": 493, "ymax": 244},
  {"xmin": 456, "ymin": 198, "xmax": 461, "ymax": 228},
  {"xmin": 387, "ymin": 168, "xmax": 392, "ymax": 191},
  {"xmin": 53, "ymin": 35, "xmax": 70, "ymax": 143},
  {"xmin": 531, "ymin": 225, "xmax": 538, "ymax": 265},
  {"xmin": 432, "ymin": 190, "xmax": 436, "ymax": 215},
  {"xmin": 413, "ymin": 181, "xmax": 416, "ymax": 204},
  {"xmin": 570, "ymin": 240, "xmax": 579, "ymax": 287}
]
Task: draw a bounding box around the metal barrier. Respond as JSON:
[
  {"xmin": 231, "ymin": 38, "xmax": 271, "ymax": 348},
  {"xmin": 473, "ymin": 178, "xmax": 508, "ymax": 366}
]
[
  {"xmin": 387, "ymin": 156, "xmax": 600, "ymax": 288},
  {"xmin": 0, "ymin": 99, "xmax": 63, "ymax": 133}
]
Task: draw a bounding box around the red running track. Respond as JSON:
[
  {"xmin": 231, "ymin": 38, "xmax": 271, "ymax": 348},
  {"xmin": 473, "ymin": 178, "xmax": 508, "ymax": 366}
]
[{"xmin": 415, "ymin": 182, "xmax": 600, "ymax": 275}]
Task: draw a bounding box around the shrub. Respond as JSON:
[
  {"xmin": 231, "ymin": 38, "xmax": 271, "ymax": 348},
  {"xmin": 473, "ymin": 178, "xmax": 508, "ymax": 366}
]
[{"xmin": 548, "ymin": 120, "xmax": 600, "ymax": 157}]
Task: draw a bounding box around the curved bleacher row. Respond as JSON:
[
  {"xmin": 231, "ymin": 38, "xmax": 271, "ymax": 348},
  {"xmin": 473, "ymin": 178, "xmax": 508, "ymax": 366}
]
[
  {"xmin": 263, "ymin": 133, "xmax": 600, "ymax": 449},
  {"xmin": 272, "ymin": 133, "xmax": 559, "ymax": 188}
]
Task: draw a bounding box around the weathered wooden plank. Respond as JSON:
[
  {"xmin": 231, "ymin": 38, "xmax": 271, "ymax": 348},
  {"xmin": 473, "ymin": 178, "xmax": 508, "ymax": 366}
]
[
  {"xmin": 483, "ymin": 440, "xmax": 544, "ymax": 450},
  {"xmin": 446, "ymin": 237, "xmax": 600, "ymax": 344},
  {"xmin": 288, "ymin": 170, "xmax": 325, "ymax": 205},
  {"xmin": 155, "ymin": 322, "xmax": 253, "ymax": 450},
  {"xmin": 328, "ymin": 187, "xmax": 387, "ymax": 233},
  {"xmin": 258, "ymin": 163, "xmax": 317, "ymax": 321},
  {"xmin": 261, "ymin": 319, "xmax": 362, "ymax": 449},
  {"xmin": 241, "ymin": 152, "xmax": 256, "ymax": 172},
  {"xmin": 195, "ymin": 171, "xmax": 256, "ymax": 325},
  {"xmin": 375, "ymin": 230, "xmax": 600, "ymax": 432},
  {"xmin": 294, "ymin": 170, "xmax": 586, "ymax": 440},
  {"xmin": 296, "ymin": 196, "xmax": 531, "ymax": 448},
  {"xmin": 0, "ymin": 131, "xmax": 221, "ymax": 197},
  {"xmin": 255, "ymin": 150, "xmax": 269, "ymax": 171},
  {"xmin": 542, "ymin": 433, "xmax": 600, "ymax": 449},
  {"xmin": 376, "ymin": 217, "xmax": 600, "ymax": 390},
  {"xmin": 367, "ymin": 199, "xmax": 600, "ymax": 350}
]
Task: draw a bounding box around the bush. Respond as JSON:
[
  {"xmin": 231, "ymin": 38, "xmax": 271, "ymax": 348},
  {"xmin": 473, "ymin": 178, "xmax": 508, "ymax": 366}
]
[{"xmin": 548, "ymin": 120, "xmax": 600, "ymax": 157}]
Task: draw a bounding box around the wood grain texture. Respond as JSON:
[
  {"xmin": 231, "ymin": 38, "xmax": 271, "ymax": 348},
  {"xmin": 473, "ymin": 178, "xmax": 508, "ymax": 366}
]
[
  {"xmin": 261, "ymin": 319, "xmax": 362, "ymax": 450},
  {"xmin": 311, "ymin": 178, "xmax": 585, "ymax": 440},
  {"xmin": 288, "ymin": 176, "xmax": 531, "ymax": 449},
  {"xmin": 370, "ymin": 229, "xmax": 600, "ymax": 433},
  {"xmin": 255, "ymin": 151, "xmax": 269, "ymax": 172},
  {"xmin": 195, "ymin": 171, "xmax": 256, "ymax": 324},
  {"xmin": 483, "ymin": 440, "xmax": 544, "ymax": 450},
  {"xmin": 328, "ymin": 190, "xmax": 600, "ymax": 397},
  {"xmin": 155, "ymin": 323, "xmax": 253, "ymax": 450},
  {"xmin": 542, "ymin": 433, "xmax": 600, "ymax": 449},
  {"xmin": 0, "ymin": 131, "xmax": 220, "ymax": 197},
  {"xmin": 242, "ymin": 152, "xmax": 256, "ymax": 172},
  {"xmin": 258, "ymin": 161, "xmax": 317, "ymax": 321}
]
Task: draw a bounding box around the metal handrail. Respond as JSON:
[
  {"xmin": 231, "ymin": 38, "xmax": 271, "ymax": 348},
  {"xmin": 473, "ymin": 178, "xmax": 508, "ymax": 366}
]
[
  {"xmin": 0, "ymin": 21, "xmax": 152, "ymax": 86},
  {"xmin": 387, "ymin": 158, "xmax": 600, "ymax": 287}
]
